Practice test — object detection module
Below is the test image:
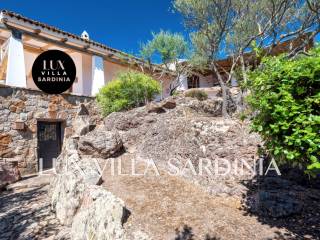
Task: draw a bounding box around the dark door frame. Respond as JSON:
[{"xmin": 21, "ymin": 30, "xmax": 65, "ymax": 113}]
[{"xmin": 36, "ymin": 118, "xmax": 65, "ymax": 171}]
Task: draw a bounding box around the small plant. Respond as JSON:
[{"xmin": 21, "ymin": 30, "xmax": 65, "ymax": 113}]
[
  {"xmin": 185, "ymin": 89, "xmax": 208, "ymax": 101},
  {"xmin": 172, "ymin": 90, "xmax": 183, "ymax": 96},
  {"xmin": 246, "ymin": 47, "xmax": 320, "ymax": 176},
  {"xmin": 96, "ymin": 71, "xmax": 161, "ymax": 115},
  {"xmin": 239, "ymin": 112, "xmax": 247, "ymax": 122}
]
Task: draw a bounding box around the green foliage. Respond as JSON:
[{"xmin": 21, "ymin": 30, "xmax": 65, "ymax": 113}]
[
  {"xmin": 96, "ymin": 71, "xmax": 161, "ymax": 115},
  {"xmin": 140, "ymin": 30, "xmax": 189, "ymax": 65},
  {"xmin": 246, "ymin": 47, "xmax": 320, "ymax": 175},
  {"xmin": 185, "ymin": 89, "xmax": 208, "ymax": 101}
]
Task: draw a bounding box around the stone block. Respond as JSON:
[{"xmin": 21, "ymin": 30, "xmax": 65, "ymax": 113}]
[
  {"xmin": 0, "ymin": 134, "xmax": 12, "ymax": 145},
  {"xmin": 0, "ymin": 160, "xmax": 22, "ymax": 189},
  {"xmin": 48, "ymin": 110, "xmax": 57, "ymax": 119},
  {"xmin": 20, "ymin": 113, "xmax": 28, "ymax": 121},
  {"xmin": 12, "ymin": 120, "xmax": 25, "ymax": 131}
]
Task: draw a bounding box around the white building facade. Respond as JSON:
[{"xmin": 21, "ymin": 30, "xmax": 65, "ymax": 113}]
[{"xmin": 0, "ymin": 10, "xmax": 173, "ymax": 98}]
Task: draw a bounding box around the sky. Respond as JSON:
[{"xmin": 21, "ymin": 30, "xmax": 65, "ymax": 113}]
[
  {"xmin": 1, "ymin": 0, "xmax": 319, "ymax": 61},
  {"xmin": 0, "ymin": 0, "xmax": 186, "ymax": 57}
]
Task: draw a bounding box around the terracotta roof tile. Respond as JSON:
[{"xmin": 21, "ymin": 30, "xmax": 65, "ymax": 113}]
[{"xmin": 0, "ymin": 10, "xmax": 144, "ymax": 63}]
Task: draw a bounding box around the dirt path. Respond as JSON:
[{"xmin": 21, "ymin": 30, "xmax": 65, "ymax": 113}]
[
  {"xmin": 0, "ymin": 175, "xmax": 68, "ymax": 240},
  {"xmin": 102, "ymin": 153, "xmax": 286, "ymax": 240}
]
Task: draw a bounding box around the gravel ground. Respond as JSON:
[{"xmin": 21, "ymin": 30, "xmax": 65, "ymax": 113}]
[
  {"xmin": 0, "ymin": 175, "xmax": 69, "ymax": 240},
  {"xmin": 101, "ymin": 153, "xmax": 284, "ymax": 240}
]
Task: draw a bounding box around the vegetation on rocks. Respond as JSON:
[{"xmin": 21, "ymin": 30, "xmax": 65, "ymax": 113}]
[
  {"xmin": 96, "ymin": 71, "xmax": 161, "ymax": 116},
  {"xmin": 247, "ymin": 47, "xmax": 320, "ymax": 176},
  {"xmin": 185, "ymin": 89, "xmax": 208, "ymax": 101}
]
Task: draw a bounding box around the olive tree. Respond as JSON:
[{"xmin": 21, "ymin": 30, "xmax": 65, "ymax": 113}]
[
  {"xmin": 140, "ymin": 30, "xmax": 190, "ymax": 95},
  {"xmin": 174, "ymin": 0, "xmax": 320, "ymax": 117}
]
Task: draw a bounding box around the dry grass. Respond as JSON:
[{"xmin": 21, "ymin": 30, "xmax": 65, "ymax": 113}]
[{"xmin": 101, "ymin": 153, "xmax": 281, "ymax": 240}]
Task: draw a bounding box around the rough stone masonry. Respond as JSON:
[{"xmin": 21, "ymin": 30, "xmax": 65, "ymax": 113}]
[{"xmin": 0, "ymin": 85, "xmax": 100, "ymax": 175}]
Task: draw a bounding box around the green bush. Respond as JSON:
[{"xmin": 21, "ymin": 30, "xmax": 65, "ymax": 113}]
[
  {"xmin": 247, "ymin": 47, "xmax": 320, "ymax": 175},
  {"xmin": 185, "ymin": 89, "xmax": 208, "ymax": 101},
  {"xmin": 96, "ymin": 71, "xmax": 161, "ymax": 115}
]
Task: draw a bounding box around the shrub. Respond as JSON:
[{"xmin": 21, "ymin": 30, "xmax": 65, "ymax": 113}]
[
  {"xmin": 185, "ymin": 89, "xmax": 208, "ymax": 101},
  {"xmin": 96, "ymin": 71, "xmax": 161, "ymax": 115},
  {"xmin": 246, "ymin": 47, "xmax": 320, "ymax": 176}
]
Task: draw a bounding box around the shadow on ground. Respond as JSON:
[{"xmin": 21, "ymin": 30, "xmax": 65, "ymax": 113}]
[
  {"xmin": 242, "ymin": 166, "xmax": 320, "ymax": 240},
  {"xmin": 0, "ymin": 186, "xmax": 61, "ymax": 239},
  {"xmin": 174, "ymin": 225, "xmax": 220, "ymax": 240}
]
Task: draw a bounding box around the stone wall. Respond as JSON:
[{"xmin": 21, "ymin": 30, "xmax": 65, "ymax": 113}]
[{"xmin": 0, "ymin": 85, "xmax": 100, "ymax": 175}]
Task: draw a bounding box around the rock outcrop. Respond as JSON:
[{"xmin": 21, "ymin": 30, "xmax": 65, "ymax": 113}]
[
  {"xmin": 47, "ymin": 94, "xmax": 318, "ymax": 239},
  {"xmin": 71, "ymin": 185, "xmax": 126, "ymax": 240},
  {"xmin": 50, "ymin": 106, "xmax": 128, "ymax": 239},
  {"xmin": 78, "ymin": 128, "xmax": 123, "ymax": 158},
  {"xmin": 103, "ymin": 96, "xmax": 258, "ymax": 196}
]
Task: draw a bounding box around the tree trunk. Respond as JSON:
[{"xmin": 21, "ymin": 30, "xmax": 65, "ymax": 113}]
[
  {"xmin": 238, "ymin": 55, "xmax": 248, "ymax": 112},
  {"xmin": 212, "ymin": 64, "xmax": 229, "ymax": 118},
  {"xmin": 240, "ymin": 55, "xmax": 247, "ymax": 83}
]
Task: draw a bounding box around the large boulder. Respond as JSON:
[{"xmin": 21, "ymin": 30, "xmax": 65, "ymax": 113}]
[
  {"xmin": 146, "ymin": 102, "xmax": 166, "ymax": 114},
  {"xmin": 185, "ymin": 98, "xmax": 223, "ymax": 116},
  {"xmin": 50, "ymin": 104, "xmax": 128, "ymax": 235},
  {"xmin": 50, "ymin": 138, "xmax": 102, "ymax": 225},
  {"xmin": 50, "ymin": 171, "xmax": 86, "ymax": 225},
  {"xmin": 72, "ymin": 116, "xmax": 96, "ymax": 136},
  {"xmin": 78, "ymin": 128, "xmax": 123, "ymax": 158},
  {"xmin": 77, "ymin": 103, "xmax": 90, "ymax": 116},
  {"xmin": 71, "ymin": 185, "xmax": 127, "ymax": 240},
  {"xmin": 161, "ymin": 99, "xmax": 176, "ymax": 109}
]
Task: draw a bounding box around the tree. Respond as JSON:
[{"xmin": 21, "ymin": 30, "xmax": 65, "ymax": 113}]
[
  {"xmin": 174, "ymin": 0, "xmax": 320, "ymax": 117},
  {"xmin": 140, "ymin": 30, "xmax": 190, "ymax": 95}
]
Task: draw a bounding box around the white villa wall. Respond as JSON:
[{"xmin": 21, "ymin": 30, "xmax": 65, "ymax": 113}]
[
  {"xmin": 91, "ymin": 56, "xmax": 105, "ymax": 96},
  {"xmin": 2, "ymin": 36, "xmax": 172, "ymax": 98},
  {"xmin": 6, "ymin": 35, "xmax": 26, "ymax": 88},
  {"xmin": 177, "ymin": 74, "xmax": 217, "ymax": 91},
  {"xmin": 103, "ymin": 61, "xmax": 129, "ymax": 83},
  {"xmin": 82, "ymin": 53, "xmax": 93, "ymax": 96},
  {"xmin": 25, "ymin": 50, "xmax": 38, "ymax": 89},
  {"xmin": 24, "ymin": 50, "xmax": 87, "ymax": 94},
  {"xmin": 177, "ymin": 75, "xmax": 188, "ymax": 91},
  {"xmin": 70, "ymin": 52, "xmax": 84, "ymax": 95}
]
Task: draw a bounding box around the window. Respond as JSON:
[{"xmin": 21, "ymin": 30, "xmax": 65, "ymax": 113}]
[{"xmin": 187, "ymin": 75, "xmax": 200, "ymax": 89}]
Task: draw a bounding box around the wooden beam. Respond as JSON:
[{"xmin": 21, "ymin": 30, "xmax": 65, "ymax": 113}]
[
  {"xmin": 60, "ymin": 37, "xmax": 68, "ymax": 43},
  {"xmin": 40, "ymin": 43, "xmax": 55, "ymax": 51},
  {"xmin": 0, "ymin": 55, "xmax": 8, "ymax": 80},
  {"xmin": 33, "ymin": 29, "xmax": 41, "ymax": 34},
  {"xmin": 23, "ymin": 35, "xmax": 33, "ymax": 42},
  {"xmin": 0, "ymin": 36, "xmax": 7, "ymax": 43},
  {"xmin": 24, "ymin": 44, "xmax": 43, "ymax": 54},
  {"xmin": 6, "ymin": 26, "xmax": 136, "ymax": 68},
  {"xmin": 65, "ymin": 49, "xmax": 75, "ymax": 54},
  {"xmin": 1, "ymin": 18, "xmax": 8, "ymax": 24}
]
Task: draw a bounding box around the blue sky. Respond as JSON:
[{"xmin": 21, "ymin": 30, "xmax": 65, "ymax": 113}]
[
  {"xmin": 1, "ymin": 0, "xmax": 319, "ymax": 61},
  {"xmin": 1, "ymin": 0, "xmax": 185, "ymax": 57}
]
